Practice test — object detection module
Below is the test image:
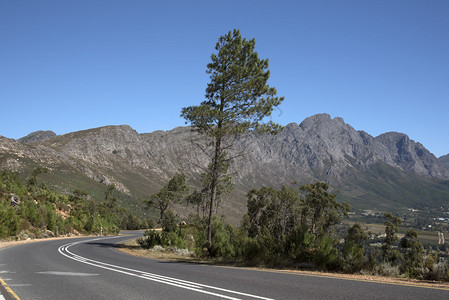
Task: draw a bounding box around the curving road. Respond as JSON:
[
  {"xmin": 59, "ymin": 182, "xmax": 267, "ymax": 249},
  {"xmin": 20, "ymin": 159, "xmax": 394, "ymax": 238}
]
[{"xmin": 1, "ymin": 231, "xmax": 448, "ymax": 299}]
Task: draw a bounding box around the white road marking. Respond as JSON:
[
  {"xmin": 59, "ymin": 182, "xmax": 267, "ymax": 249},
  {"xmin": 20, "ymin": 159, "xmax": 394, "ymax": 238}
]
[
  {"xmin": 36, "ymin": 271, "xmax": 99, "ymax": 276},
  {"xmin": 7, "ymin": 284, "xmax": 31, "ymax": 287},
  {"xmin": 59, "ymin": 236, "xmax": 274, "ymax": 300}
]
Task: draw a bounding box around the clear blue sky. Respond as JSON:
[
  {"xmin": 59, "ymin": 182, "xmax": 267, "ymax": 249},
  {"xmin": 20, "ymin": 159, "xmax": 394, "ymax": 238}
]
[{"xmin": 1, "ymin": 1, "xmax": 448, "ymax": 157}]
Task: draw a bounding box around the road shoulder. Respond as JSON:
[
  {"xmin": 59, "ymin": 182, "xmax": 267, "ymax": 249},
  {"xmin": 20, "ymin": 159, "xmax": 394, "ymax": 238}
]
[{"xmin": 117, "ymin": 238, "xmax": 449, "ymax": 291}]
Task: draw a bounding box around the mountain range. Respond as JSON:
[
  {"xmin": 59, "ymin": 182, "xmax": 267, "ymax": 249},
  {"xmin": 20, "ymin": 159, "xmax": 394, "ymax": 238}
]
[{"xmin": 1, "ymin": 114, "xmax": 448, "ymax": 221}]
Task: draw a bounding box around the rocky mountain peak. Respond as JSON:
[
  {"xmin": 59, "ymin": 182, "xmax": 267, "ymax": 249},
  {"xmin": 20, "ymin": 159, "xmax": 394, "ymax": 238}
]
[
  {"xmin": 299, "ymin": 113, "xmax": 335, "ymax": 130},
  {"xmin": 375, "ymin": 132, "xmax": 448, "ymax": 179},
  {"xmin": 18, "ymin": 130, "xmax": 57, "ymax": 144},
  {"xmin": 53, "ymin": 125, "xmax": 145, "ymax": 159}
]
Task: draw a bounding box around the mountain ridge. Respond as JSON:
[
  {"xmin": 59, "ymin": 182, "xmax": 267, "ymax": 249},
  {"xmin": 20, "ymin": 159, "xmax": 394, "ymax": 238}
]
[{"xmin": 1, "ymin": 114, "xmax": 448, "ymax": 220}]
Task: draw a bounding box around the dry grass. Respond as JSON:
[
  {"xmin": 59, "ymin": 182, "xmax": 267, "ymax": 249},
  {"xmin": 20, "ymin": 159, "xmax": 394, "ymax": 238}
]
[{"xmin": 118, "ymin": 239, "xmax": 201, "ymax": 262}]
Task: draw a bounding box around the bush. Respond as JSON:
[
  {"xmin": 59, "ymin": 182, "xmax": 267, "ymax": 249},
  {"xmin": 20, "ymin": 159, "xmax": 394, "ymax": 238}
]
[
  {"xmin": 146, "ymin": 218, "xmax": 156, "ymax": 229},
  {"xmin": 232, "ymin": 229, "xmax": 264, "ymax": 263},
  {"xmin": 138, "ymin": 227, "xmax": 187, "ymax": 250},
  {"xmin": 163, "ymin": 231, "xmax": 187, "ymax": 249},
  {"xmin": 209, "ymin": 217, "xmax": 235, "ymax": 259},
  {"xmin": 286, "ymin": 226, "xmax": 319, "ymax": 264},
  {"xmin": 138, "ymin": 230, "xmax": 163, "ymax": 249},
  {"xmin": 369, "ymin": 262, "xmax": 401, "ymax": 277},
  {"xmin": 426, "ymin": 262, "xmax": 449, "ymax": 281},
  {"xmin": 314, "ymin": 234, "xmax": 341, "ymax": 270},
  {"xmin": 0, "ymin": 202, "xmax": 19, "ymax": 238}
]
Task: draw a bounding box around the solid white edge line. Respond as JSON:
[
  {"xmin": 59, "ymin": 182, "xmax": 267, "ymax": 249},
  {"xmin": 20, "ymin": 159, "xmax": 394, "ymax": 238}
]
[
  {"xmin": 61, "ymin": 238, "xmax": 273, "ymax": 300},
  {"xmin": 59, "ymin": 246, "xmax": 240, "ymax": 300},
  {"xmin": 59, "ymin": 236, "xmax": 274, "ymax": 300}
]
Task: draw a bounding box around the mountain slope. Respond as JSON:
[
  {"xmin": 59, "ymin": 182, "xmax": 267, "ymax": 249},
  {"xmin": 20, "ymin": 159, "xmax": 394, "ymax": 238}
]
[
  {"xmin": 439, "ymin": 154, "xmax": 449, "ymax": 172},
  {"xmin": 1, "ymin": 114, "xmax": 448, "ymax": 220},
  {"xmin": 18, "ymin": 130, "xmax": 57, "ymax": 144}
]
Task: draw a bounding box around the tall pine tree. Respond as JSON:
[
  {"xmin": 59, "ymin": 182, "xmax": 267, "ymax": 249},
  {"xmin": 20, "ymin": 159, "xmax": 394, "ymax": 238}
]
[{"xmin": 181, "ymin": 29, "xmax": 284, "ymax": 248}]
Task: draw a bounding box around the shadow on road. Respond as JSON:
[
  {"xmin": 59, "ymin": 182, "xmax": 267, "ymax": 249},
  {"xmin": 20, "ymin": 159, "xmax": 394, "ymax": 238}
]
[{"xmin": 85, "ymin": 241, "xmax": 141, "ymax": 251}]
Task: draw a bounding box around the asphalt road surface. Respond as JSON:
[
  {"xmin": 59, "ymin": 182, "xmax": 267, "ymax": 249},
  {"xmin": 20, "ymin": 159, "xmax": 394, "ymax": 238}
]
[{"xmin": 1, "ymin": 231, "xmax": 448, "ymax": 299}]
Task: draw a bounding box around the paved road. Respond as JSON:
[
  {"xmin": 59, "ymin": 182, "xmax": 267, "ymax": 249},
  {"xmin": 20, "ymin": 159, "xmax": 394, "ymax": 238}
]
[{"xmin": 1, "ymin": 231, "xmax": 449, "ymax": 299}]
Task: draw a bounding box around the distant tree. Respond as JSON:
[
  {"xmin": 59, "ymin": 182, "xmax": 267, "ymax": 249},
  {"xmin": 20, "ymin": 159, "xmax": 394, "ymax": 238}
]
[
  {"xmin": 246, "ymin": 185, "xmax": 300, "ymax": 241},
  {"xmin": 343, "ymin": 223, "xmax": 369, "ymax": 272},
  {"xmin": 146, "ymin": 173, "xmax": 189, "ymax": 223},
  {"xmin": 246, "ymin": 186, "xmax": 278, "ymax": 238},
  {"xmin": 245, "ymin": 182, "xmax": 350, "ymax": 267},
  {"xmin": 181, "ymin": 29, "xmax": 284, "ymax": 247},
  {"xmin": 27, "ymin": 166, "xmax": 48, "ymax": 188},
  {"xmin": 104, "ymin": 184, "xmax": 117, "ymax": 203},
  {"xmin": 400, "ymin": 229, "xmax": 425, "ymax": 278},
  {"xmin": 122, "ymin": 213, "xmax": 142, "ymax": 230},
  {"xmin": 382, "ymin": 212, "xmax": 402, "ymax": 264},
  {"xmin": 299, "ymin": 182, "xmax": 350, "ymax": 236},
  {"xmin": 186, "ymin": 189, "xmax": 208, "ymax": 218}
]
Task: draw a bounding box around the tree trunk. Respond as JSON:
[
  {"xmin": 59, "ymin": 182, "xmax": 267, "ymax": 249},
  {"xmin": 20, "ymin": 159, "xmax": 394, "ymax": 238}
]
[
  {"xmin": 206, "ymin": 135, "xmax": 221, "ymax": 248},
  {"xmin": 206, "ymin": 91, "xmax": 225, "ymax": 250}
]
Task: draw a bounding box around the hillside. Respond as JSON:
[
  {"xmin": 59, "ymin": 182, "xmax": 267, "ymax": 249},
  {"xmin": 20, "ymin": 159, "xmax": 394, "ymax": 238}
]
[
  {"xmin": 1, "ymin": 114, "xmax": 448, "ymax": 222},
  {"xmin": 18, "ymin": 130, "xmax": 56, "ymax": 144},
  {"xmin": 439, "ymin": 154, "xmax": 449, "ymax": 172}
]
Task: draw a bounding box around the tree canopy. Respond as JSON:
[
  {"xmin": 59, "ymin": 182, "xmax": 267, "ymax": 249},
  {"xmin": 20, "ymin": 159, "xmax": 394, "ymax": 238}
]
[{"xmin": 147, "ymin": 173, "xmax": 189, "ymax": 223}]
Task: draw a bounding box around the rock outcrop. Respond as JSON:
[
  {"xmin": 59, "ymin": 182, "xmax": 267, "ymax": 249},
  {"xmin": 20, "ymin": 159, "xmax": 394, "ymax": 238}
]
[{"xmin": 439, "ymin": 154, "xmax": 449, "ymax": 172}]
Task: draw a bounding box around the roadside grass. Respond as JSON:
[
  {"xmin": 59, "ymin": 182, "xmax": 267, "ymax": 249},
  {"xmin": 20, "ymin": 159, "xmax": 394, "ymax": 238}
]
[
  {"xmin": 119, "ymin": 239, "xmax": 207, "ymax": 262},
  {"xmin": 117, "ymin": 238, "xmax": 449, "ymax": 290},
  {"xmin": 118, "ymin": 238, "xmax": 251, "ymax": 266}
]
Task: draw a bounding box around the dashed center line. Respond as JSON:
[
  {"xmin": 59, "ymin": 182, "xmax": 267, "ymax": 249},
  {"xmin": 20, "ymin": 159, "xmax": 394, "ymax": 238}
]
[{"xmin": 36, "ymin": 271, "xmax": 99, "ymax": 276}]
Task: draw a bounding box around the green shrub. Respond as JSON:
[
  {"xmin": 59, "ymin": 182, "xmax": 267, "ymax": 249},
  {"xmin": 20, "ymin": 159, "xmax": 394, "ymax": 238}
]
[
  {"xmin": 163, "ymin": 231, "xmax": 187, "ymax": 249},
  {"xmin": 314, "ymin": 234, "xmax": 341, "ymax": 270},
  {"xmin": 138, "ymin": 227, "xmax": 187, "ymax": 250},
  {"xmin": 287, "ymin": 226, "xmax": 316, "ymax": 263},
  {"xmin": 209, "ymin": 217, "xmax": 235, "ymax": 258},
  {"xmin": 342, "ymin": 223, "xmax": 369, "ymax": 273},
  {"xmin": 138, "ymin": 230, "xmax": 163, "ymax": 249},
  {"xmin": 0, "ymin": 203, "xmax": 19, "ymax": 238}
]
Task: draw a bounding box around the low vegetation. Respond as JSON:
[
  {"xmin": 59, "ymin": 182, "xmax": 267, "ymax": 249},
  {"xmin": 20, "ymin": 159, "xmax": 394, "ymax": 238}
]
[
  {"xmin": 138, "ymin": 178, "xmax": 449, "ymax": 282},
  {"xmin": 0, "ymin": 169, "xmax": 148, "ymax": 240}
]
